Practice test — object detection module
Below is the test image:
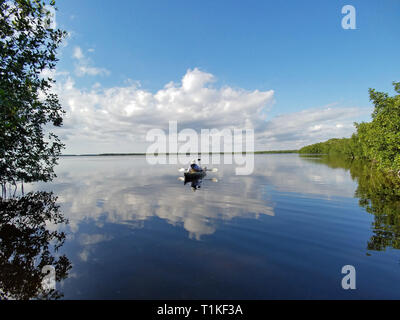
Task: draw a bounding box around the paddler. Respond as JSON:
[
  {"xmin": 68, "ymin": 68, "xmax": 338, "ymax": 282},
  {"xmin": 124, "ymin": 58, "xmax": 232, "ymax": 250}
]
[{"xmin": 188, "ymin": 159, "xmax": 202, "ymax": 173}]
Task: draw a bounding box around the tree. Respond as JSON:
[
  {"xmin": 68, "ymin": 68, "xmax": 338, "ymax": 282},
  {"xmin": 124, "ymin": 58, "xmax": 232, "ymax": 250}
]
[
  {"xmin": 0, "ymin": 0, "xmax": 67, "ymax": 194},
  {"xmin": 299, "ymin": 82, "xmax": 400, "ymax": 174},
  {"xmin": 361, "ymin": 82, "xmax": 400, "ymax": 172}
]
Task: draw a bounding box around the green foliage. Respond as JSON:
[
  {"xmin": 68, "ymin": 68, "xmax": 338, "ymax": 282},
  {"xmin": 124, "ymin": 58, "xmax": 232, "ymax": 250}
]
[
  {"xmin": 298, "ymin": 137, "xmax": 358, "ymax": 158},
  {"xmin": 299, "ymin": 82, "xmax": 400, "ymax": 173},
  {"xmin": 360, "ymin": 82, "xmax": 400, "ymax": 171},
  {"xmin": 304, "ymin": 156, "xmax": 400, "ymax": 252},
  {"xmin": 0, "ymin": 0, "xmax": 67, "ymax": 186}
]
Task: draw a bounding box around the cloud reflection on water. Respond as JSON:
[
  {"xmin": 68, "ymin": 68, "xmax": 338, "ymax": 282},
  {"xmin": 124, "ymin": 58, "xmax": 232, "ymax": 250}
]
[
  {"xmin": 27, "ymin": 155, "xmax": 356, "ymax": 242},
  {"xmin": 28, "ymin": 156, "xmax": 275, "ymax": 240}
]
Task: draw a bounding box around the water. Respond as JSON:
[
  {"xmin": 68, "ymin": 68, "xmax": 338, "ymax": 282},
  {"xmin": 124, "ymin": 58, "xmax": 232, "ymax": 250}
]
[{"xmin": 4, "ymin": 154, "xmax": 400, "ymax": 299}]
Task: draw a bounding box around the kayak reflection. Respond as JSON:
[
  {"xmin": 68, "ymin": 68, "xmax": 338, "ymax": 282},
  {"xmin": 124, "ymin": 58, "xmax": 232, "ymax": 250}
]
[
  {"xmin": 178, "ymin": 173, "xmax": 218, "ymax": 191},
  {"xmin": 186, "ymin": 175, "xmax": 203, "ymax": 191}
]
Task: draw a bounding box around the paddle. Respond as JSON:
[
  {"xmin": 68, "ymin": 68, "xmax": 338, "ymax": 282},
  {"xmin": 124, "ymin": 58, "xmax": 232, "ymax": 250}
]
[
  {"xmin": 178, "ymin": 177, "xmax": 218, "ymax": 182},
  {"xmin": 178, "ymin": 167, "xmax": 218, "ymax": 173}
]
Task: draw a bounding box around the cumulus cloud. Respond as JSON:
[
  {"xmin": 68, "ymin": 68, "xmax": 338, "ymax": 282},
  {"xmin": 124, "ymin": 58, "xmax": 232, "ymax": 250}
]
[
  {"xmin": 51, "ymin": 68, "xmax": 274, "ymax": 153},
  {"xmin": 47, "ymin": 67, "xmax": 368, "ymax": 153}
]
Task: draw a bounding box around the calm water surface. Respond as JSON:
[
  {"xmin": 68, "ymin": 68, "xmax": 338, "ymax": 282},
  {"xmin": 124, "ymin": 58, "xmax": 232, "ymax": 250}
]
[{"xmin": 24, "ymin": 154, "xmax": 400, "ymax": 299}]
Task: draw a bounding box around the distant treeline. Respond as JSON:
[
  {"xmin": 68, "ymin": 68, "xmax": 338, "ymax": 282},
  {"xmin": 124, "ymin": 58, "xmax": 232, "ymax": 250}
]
[
  {"xmin": 299, "ymin": 82, "xmax": 400, "ymax": 173},
  {"xmin": 254, "ymin": 150, "xmax": 298, "ymax": 154},
  {"xmin": 62, "ymin": 150, "xmax": 299, "ymax": 157}
]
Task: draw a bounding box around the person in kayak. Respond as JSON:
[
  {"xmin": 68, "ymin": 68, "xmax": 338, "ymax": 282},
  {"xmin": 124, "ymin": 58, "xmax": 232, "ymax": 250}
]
[{"xmin": 188, "ymin": 159, "xmax": 202, "ymax": 173}]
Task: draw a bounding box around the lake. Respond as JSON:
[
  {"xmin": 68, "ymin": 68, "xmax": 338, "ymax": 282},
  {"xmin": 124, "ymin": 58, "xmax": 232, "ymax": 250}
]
[{"xmin": 9, "ymin": 154, "xmax": 400, "ymax": 299}]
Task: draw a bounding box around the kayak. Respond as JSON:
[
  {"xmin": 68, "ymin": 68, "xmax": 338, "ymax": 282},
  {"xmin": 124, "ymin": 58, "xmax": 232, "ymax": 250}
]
[{"xmin": 184, "ymin": 170, "xmax": 206, "ymax": 180}]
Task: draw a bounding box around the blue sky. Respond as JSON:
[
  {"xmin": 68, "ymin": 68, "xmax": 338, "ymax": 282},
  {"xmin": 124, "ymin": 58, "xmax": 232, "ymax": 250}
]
[{"xmin": 49, "ymin": 0, "xmax": 400, "ymax": 153}]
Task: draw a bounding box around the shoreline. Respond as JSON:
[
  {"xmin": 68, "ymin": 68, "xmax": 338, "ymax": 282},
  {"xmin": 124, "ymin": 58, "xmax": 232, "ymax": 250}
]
[{"xmin": 60, "ymin": 150, "xmax": 299, "ymax": 157}]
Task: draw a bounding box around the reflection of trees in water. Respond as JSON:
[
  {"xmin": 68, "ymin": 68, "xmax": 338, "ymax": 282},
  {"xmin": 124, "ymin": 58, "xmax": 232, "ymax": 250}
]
[
  {"xmin": 304, "ymin": 156, "xmax": 400, "ymax": 252},
  {"xmin": 0, "ymin": 192, "xmax": 71, "ymax": 300}
]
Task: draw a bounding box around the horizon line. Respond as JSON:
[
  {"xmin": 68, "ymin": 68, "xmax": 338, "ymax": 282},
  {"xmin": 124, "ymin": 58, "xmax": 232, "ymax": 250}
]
[{"xmin": 60, "ymin": 150, "xmax": 299, "ymax": 157}]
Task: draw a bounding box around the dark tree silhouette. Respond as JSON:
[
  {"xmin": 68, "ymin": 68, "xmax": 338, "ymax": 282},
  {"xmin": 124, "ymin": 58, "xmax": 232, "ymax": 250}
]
[{"xmin": 0, "ymin": 192, "xmax": 71, "ymax": 300}]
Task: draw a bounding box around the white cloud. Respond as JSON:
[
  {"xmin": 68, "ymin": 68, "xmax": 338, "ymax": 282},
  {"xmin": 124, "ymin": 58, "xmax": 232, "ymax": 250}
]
[
  {"xmin": 73, "ymin": 46, "xmax": 84, "ymax": 60},
  {"xmin": 75, "ymin": 65, "xmax": 110, "ymax": 77},
  {"xmin": 72, "ymin": 46, "xmax": 109, "ymax": 77},
  {"xmin": 47, "ymin": 68, "xmax": 369, "ymax": 153},
  {"xmin": 51, "ymin": 68, "xmax": 274, "ymax": 153},
  {"xmin": 255, "ymin": 106, "xmax": 370, "ymax": 150}
]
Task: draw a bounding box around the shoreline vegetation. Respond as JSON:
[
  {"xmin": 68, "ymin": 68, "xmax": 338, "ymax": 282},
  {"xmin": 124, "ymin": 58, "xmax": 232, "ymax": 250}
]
[
  {"xmin": 299, "ymin": 82, "xmax": 400, "ymax": 177},
  {"xmin": 60, "ymin": 150, "xmax": 299, "ymax": 157},
  {"xmin": 1, "ymin": 1, "xmax": 67, "ymax": 198}
]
